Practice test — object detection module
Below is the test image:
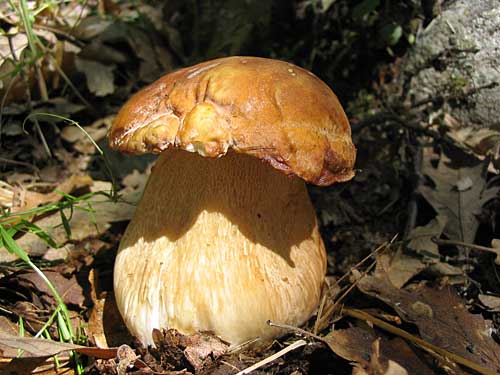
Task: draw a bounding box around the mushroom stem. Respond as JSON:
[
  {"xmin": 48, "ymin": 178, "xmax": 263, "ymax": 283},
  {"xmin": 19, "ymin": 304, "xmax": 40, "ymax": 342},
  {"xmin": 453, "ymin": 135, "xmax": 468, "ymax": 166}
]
[{"xmin": 114, "ymin": 150, "xmax": 326, "ymax": 346}]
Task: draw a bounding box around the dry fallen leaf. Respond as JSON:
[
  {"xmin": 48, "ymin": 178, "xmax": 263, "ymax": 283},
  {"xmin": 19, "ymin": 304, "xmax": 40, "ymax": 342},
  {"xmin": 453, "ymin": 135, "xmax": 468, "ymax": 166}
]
[
  {"xmin": 0, "ymin": 334, "xmax": 117, "ymax": 375},
  {"xmin": 75, "ymin": 57, "xmax": 115, "ymax": 96},
  {"xmin": 0, "ymin": 316, "xmax": 21, "ymax": 337},
  {"xmin": 419, "ymin": 150, "xmax": 496, "ymax": 244},
  {"xmin": 382, "ymin": 214, "xmax": 448, "ymax": 288},
  {"xmin": 407, "ymin": 214, "xmax": 447, "ymax": 259},
  {"xmin": 357, "ymin": 278, "xmax": 500, "ymax": 373},
  {"xmin": 116, "ymin": 344, "xmax": 139, "ymax": 375},
  {"xmin": 478, "ymin": 295, "xmax": 500, "ymax": 312},
  {"xmin": 324, "ymin": 325, "xmax": 434, "ymax": 375},
  {"xmin": 86, "ymin": 268, "xmax": 133, "ymax": 349},
  {"xmin": 0, "ymin": 333, "xmax": 117, "ymax": 358},
  {"xmin": 384, "ymin": 248, "xmax": 428, "ymax": 289},
  {"xmin": 0, "ymin": 356, "xmax": 63, "ymax": 375},
  {"xmin": 15, "ymin": 270, "xmax": 85, "ymax": 308},
  {"xmin": 446, "ymin": 113, "xmax": 500, "ymax": 164}
]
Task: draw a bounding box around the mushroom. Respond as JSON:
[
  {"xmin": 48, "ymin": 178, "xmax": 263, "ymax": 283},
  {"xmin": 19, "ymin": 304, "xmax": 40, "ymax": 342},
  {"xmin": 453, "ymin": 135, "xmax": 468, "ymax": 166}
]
[{"xmin": 108, "ymin": 56, "xmax": 356, "ymax": 347}]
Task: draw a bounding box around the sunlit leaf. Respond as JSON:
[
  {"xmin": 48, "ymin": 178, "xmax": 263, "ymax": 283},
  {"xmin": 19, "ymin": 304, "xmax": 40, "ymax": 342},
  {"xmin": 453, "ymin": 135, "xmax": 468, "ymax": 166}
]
[{"xmin": 380, "ymin": 23, "xmax": 402, "ymax": 46}]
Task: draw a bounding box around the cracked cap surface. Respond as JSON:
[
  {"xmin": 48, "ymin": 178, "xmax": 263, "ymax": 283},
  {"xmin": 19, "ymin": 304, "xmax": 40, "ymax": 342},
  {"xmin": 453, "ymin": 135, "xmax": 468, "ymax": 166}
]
[{"xmin": 108, "ymin": 56, "xmax": 356, "ymax": 186}]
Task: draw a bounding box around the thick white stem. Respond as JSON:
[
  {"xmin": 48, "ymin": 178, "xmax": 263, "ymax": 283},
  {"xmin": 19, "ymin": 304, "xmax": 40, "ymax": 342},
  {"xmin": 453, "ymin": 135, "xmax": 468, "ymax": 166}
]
[{"xmin": 114, "ymin": 150, "xmax": 326, "ymax": 346}]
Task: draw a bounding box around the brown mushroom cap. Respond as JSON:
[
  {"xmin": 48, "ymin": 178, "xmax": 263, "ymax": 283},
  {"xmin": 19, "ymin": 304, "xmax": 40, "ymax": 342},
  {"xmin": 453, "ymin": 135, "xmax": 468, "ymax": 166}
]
[{"xmin": 108, "ymin": 56, "xmax": 355, "ymax": 186}]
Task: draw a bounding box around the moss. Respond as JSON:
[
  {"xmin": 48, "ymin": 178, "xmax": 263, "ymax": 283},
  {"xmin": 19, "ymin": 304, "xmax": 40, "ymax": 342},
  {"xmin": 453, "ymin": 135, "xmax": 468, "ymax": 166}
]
[
  {"xmin": 448, "ymin": 72, "xmax": 469, "ymax": 96},
  {"xmin": 347, "ymin": 89, "xmax": 377, "ymax": 118}
]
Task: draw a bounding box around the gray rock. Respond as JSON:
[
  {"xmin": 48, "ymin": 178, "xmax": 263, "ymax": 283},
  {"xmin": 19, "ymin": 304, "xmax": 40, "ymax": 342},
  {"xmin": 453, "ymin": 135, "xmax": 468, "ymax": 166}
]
[{"xmin": 404, "ymin": 0, "xmax": 500, "ymax": 130}]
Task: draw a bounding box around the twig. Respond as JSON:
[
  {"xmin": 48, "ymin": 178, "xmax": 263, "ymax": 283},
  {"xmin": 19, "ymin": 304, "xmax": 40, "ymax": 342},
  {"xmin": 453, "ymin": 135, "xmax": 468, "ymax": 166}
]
[
  {"xmin": 410, "ymin": 81, "xmax": 498, "ymax": 109},
  {"xmin": 32, "ymin": 24, "xmax": 85, "ymax": 47},
  {"xmin": 313, "ymin": 286, "xmax": 328, "ymax": 335},
  {"xmin": 0, "ymin": 157, "xmax": 40, "ymax": 172},
  {"xmin": 234, "ymin": 340, "xmax": 307, "ymax": 375},
  {"xmin": 432, "ymin": 237, "xmax": 500, "ymax": 262},
  {"xmin": 350, "ymin": 111, "xmax": 399, "ymax": 133},
  {"xmin": 350, "ymin": 81, "xmax": 497, "ymax": 154},
  {"xmin": 343, "ymin": 308, "xmax": 500, "ymax": 375},
  {"xmin": 403, "ymin": 143, "xmax": 423, "ymax": 238},
  {"xmin": 227, "ymin": 338, "xmax": 261, "ymax": 354},
  {"xmin": 220, "ymin": 360, "xmax": 241, "ymax": 372},
  {"xmin": 314, "ymin": 236, "xmax": 395, "ymax": 332},
  {"xmin": 267, "ymin": 321, "xmax": 323, "ymax": 341},
  {"xmin": 316, "ymin": 261, "xmax": 376, "ymax": 329}
]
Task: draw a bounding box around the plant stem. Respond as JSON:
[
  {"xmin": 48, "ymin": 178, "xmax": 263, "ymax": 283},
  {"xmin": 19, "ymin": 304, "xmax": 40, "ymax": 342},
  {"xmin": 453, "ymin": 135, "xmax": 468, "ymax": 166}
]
[{"xmin": 19, "ymin": 0, "xmax": 48, "ymax": 101}]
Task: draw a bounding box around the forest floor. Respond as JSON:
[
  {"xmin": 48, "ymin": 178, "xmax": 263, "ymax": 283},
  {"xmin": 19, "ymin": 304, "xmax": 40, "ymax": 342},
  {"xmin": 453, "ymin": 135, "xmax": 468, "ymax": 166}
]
[{"xmin": 0, "ymin": 1, "xmax": 499, "ymax": 375}]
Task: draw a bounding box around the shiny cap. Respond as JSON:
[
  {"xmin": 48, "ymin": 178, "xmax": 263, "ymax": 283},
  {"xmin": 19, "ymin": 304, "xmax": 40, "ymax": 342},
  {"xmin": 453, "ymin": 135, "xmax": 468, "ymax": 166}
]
[{"xmin": 108, "ymin": 56, "xmax": 356, "ymax": 185}]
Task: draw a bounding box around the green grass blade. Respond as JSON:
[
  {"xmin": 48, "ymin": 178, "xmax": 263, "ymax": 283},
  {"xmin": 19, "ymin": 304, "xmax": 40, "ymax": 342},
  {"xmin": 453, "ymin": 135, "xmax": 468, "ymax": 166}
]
[
  {"xmin": 0, "ymin": 225, "xmax": 30, "ymax": 263},
  {"xmin": 19, "ymin": 219, "xmax": 59, "ymax": 248},
  {"xmin": 59, "ymin": 209, "xmax": 72, "ymax": 240}
]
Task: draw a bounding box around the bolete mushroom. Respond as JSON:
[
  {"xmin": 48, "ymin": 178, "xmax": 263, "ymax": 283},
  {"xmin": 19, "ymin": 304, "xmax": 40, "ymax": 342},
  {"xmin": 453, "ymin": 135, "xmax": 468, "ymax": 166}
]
[{"xmin": 108, "ymin": 56, "xmax": 356, "ymax": 347}]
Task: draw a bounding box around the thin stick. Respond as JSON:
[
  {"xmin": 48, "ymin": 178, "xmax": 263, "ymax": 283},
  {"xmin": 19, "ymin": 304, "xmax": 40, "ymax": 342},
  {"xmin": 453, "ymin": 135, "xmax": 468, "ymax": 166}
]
[
  {"xmin": 234, "ymin": 340, "xmax": 307, "ymax": 375},
  {"xmin": 343, "ymin": 308, "xmax": 500, "ymax": 375},
  {"xmin": 314, "ymin": 237, "xmax": 395, "ymax": 331},
  {"xmin": 313, "ymin": 288, "xmax": 328, "ymax": 335},
  {"xmin": 0, "ymin": 157, "xmax": 40, "ymax": 171},
  {"xmin": 333, "ymin": 236, "xmax": 395, "ymax": 288},
  {"xmin": 432, "ymin": 237, "xmax": 499, "ymax": 257},
  {"xmin": 268, "ymin": 321, "xmax": 323, "ymax": 341},
  {"xmin": 220, "ymin": 360, "xmax": 240, "ymax": 372}
]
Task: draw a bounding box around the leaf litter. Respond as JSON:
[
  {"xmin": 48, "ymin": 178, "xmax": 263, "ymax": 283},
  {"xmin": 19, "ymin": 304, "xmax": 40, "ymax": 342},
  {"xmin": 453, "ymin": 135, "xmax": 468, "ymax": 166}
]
[{"xmin": 357, "ymin": 268, "xmax": 500, "ymax": 373}]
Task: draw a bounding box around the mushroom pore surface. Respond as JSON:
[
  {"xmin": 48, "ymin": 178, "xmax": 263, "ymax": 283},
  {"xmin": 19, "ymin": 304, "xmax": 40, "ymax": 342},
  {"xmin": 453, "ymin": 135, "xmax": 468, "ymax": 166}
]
[{"xmin": 114, "ymin": 150, "xmax": 327, "ymax": 346}]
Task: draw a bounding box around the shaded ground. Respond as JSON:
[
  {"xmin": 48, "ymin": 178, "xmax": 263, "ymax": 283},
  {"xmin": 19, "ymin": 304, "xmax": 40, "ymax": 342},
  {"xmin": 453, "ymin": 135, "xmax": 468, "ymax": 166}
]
[{"xmin": 0, "ymin": 1, "xmax": 499, "ymax": 374}]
